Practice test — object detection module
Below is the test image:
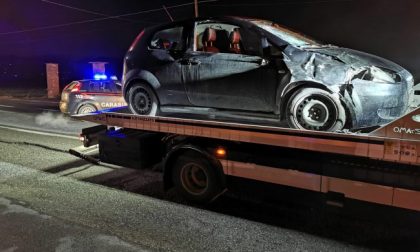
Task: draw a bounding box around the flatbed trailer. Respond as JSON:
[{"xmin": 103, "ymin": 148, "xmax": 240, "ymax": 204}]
[{"xmin": 71, "ymin": 107, "xmax": 420, "ymax": 212}]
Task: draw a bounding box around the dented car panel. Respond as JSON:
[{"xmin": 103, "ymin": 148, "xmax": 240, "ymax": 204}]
[
  {"xmin": 123, "ymin": 16, "xmax": 414, "ymax": 131},
  {"xmin": 279, "ymin": 45, "xmax": 413, "ymax": 128}
]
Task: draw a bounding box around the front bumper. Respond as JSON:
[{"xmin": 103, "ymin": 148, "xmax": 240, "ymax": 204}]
[{"xmin": 351, "ymin": 81, "xmax": 411, "ymax": 128}]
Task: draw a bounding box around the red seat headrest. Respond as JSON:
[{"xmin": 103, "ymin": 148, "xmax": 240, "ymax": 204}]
[
  {"xmin": 229, "ymin": 30, "xmax": 241, "ymax": 44},
  {"xmin": 203, "ymin": 27, "xmax": 217, "ymax": 43}
]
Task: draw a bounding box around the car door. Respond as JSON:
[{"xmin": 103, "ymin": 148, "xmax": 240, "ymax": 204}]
[
  {"xmin": 148, "ymin": 24, "xmax": 189, "ymax": 106},
  {"xmin": 181, "ymin": 21, "xmax": 280, "ymax": 112}
]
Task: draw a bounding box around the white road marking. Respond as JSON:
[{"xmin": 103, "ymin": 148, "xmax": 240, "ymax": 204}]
[
  {"xmin": 8, "ymin": 98, "xmax": 59, "ymax": 105},
  {"xmin": 0, "ymin": 104, "xmax": 14, "ymax": 108},
  {"xmin": 0, "ymin": 125, "xmax": 79, "ymax": 140},
  {"xmin": 20, "ymin": 100, "xmax": 59, "ymax": 104}
]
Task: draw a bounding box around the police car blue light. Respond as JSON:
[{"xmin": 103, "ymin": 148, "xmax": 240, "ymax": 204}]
[{"xmin": 94, "ymin": 74, "xmax": 108, "ymax": 80}]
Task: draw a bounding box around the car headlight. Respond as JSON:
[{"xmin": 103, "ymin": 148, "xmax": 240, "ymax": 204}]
[{"xmin": 354, "ymin": 66, "xmax": 402, "ymax": 84}]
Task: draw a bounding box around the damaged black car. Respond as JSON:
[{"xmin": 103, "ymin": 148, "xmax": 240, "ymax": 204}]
[{"xmin": 122, "ymin": 16, "xmax": 414, "ymax": 131}]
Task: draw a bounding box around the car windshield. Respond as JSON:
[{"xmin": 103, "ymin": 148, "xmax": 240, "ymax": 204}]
[{"xmin": 250, "ymin": 19, "xmax": 322, "ymax": 47}]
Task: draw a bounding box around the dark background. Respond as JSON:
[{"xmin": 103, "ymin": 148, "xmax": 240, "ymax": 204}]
[{"xmin": 1, "ymin": 0, "xmax": 419, "ymax": 88}]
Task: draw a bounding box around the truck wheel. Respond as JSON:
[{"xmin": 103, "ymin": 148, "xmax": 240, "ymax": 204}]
[
  {"xmin": 77, "ymin": 104, "xmax": 97, "ymax": 114},
  {"xmin": 172, "ymin": 154, "xmax": 223, "ymax": 203},
  {"xmin": 128, "ymin": 83, "xmax": 158, "ymax": 116},
  {"xmin": 286, "ymin": 88, "xmax": 346, "ymax": 132}
]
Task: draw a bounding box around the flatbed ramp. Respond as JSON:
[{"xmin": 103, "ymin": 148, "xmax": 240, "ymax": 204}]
[{"xmin": 76, "ymin": 107, "xmax": 420, "ymax": 166}]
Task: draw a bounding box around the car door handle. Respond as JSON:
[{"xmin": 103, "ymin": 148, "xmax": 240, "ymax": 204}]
[
  {"xmin": 190, "ymin": 59, "xmax": 200, "ymax": 65},
  {"xmin": 179, "ymin": 58, "xmax": 200, "ymax": 65}
]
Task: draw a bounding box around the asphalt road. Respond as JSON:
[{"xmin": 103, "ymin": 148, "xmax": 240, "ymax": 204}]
[
  {"xmin": 1, "ymin": 97, "xmax": 420, "ymax": 251},
  {"xmin": 0, "ymin": 97, "xmax": 94, "ymax": 135}
]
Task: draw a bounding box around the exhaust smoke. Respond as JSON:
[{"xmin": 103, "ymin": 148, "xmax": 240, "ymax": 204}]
[{"xmin": 35, "ymin": 112, "xmax": 70, "ymax": 128}]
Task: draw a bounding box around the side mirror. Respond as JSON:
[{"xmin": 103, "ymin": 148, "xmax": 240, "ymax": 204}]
[
  {"xmin": 261, "ymin": 37, "xmax": 270, "ymax": 48},
  {"xmin": 261, "ymin": 36, "xmax": 284, "ymax": 58}
]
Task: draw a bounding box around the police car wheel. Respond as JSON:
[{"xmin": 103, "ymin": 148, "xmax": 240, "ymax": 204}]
[
  {"xmin": 77, "ymin": 104, "xmax": 97, "ymax": 114},
  {"xmin": 128, "ymin": 83, "xmax": 158, "ymax": 116}
]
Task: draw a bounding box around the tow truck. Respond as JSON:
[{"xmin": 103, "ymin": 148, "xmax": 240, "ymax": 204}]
[{"xmin": 70, "ymin": 107, "xmax": 420, "ymax": 212}]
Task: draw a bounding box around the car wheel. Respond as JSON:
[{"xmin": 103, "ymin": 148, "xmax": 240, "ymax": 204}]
[
  {"xmin": 128, "ymin": 83, "xmax": 158, "ymax": 116},
  {"xmin": 286, "ymin": 88, "xmax": 346, "ymax": 131},
  {"xmin": 172, "ymin": 153, "xmax": 224, "ymax": 203},
  {"xmin": 77, "ymin": 104, "xmax": 97, "ymax": 114}
]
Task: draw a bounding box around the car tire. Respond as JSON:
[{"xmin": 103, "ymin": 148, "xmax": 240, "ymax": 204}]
[
  {"xmin": 128, "ymin": 83, "xmax": 158, "ymax": 116},
  {"xmin": 286, "ymin": 88, "xmax": 346, "ymax": 132},
  {"xmin": 172, "ymin": 153, "xmax": 224, "ymax": 203},
  {"xmin": 77, "ymin": 104, "xmax": 97, "ymax": 114}
]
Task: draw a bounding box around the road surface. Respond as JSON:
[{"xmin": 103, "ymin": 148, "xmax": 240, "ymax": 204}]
[
  {"xmin": 0, "ymin": 97, "xmax": 94, "ymax": 135},
  {"xmin": 1, "ymin": 96, "xmax": 420, "ymax": 251}
]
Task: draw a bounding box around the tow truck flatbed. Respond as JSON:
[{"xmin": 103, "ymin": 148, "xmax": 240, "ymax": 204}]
[
  {"xmin": 77, "ymin": 107, "xmax": 420, "ymax": 165},
  {"xmin": 72, "ymin": 107, "xmax": 420, "ymax": 211}
]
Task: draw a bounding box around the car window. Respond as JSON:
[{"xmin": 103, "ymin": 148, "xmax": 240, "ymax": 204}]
[
  {"xmin": 150, "ymin": 26, "xmax": 184, "ymax": 51},
  {"xmin": 87, "ymin": 81, "xmax": 113, "ymax": 93},
  {"xmin": 65, "ymin": 81, "xmax": 78, "ymax": 91},
  {"xmin": 250, "ymin": 20, "xmax": 322, "ymax": 48},
  {"xmin": 112, "ymin": 81, "xmax": 122, "ymax": 92},
  {"xmin": 194, "ymin": 22, "xmax": 249, "ymax": 55}
]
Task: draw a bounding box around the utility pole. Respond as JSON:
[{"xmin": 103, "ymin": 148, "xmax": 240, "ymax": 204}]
[
  {"xmin": 194, "ymin": 0, "xmax": 199, "ymax": 17},
  {"xmin": 162, "ymin": 5, "xmax": 174, "ymax": 21}
]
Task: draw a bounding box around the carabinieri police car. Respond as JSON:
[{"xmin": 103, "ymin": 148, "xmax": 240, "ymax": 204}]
[{"xmin": 59, "ymin": 79, "xmax": 127, "ymax": 115}]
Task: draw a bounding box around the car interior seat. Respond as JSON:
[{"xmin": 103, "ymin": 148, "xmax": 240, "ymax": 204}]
[
  {"xmin": 202, "ymin": 28, "xmax": 219, "ymax": 53},
  {"xmin": 154, "ymin": 38, "xmax": 170, "ymax": 50},
  {"xmin": 214, "ymin": 29, "xmax": 230, "ymax": 53},
  {"xmin": 196, "ymin": 32, "xmax": 204, "ymax": 51},
  {"xmin": 229, "ymin": 28, "xmax": 242, "ymax": 54}
]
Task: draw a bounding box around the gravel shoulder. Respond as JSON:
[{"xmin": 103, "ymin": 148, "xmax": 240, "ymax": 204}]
[
  {"xmin": 0, "ymin": 162, "xmax": 362, "ymax": 251},
  {"xmin": 0, "ymin": 197, "xmax": 147, "ymax": 252}
]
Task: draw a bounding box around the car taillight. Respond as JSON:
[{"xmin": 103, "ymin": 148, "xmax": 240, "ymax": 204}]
[
  {"xmin": 129, "ymin": 30, "xmax": 144, "ymax": 52},
  {"xmin": 71, "ymin": 83, "xmax": 81, "ymax": 92}
]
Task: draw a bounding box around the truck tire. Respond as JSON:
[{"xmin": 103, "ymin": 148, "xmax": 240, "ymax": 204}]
[
  {"xmin": 286, "ymin": 88, "xmax": 346, "ymax": 132},
  {"xmin": 128, "ymin": 83, "xmax": 158, "ymax": 116},
  {"xmin": 172, "ymin": 153, "xmax": 223, "ymax": 203}
]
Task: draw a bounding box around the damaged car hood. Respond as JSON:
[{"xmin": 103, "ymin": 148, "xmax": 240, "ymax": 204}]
[
  {"xmin": 282, "ymin": 44, "xmax": 412, "ymax": 86},
  {"xmin": 306, "ymin": 46, "xmax": 405, "ymax": 73}
]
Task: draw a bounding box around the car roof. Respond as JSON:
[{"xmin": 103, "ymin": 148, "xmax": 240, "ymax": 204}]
[
  {"xmin": 75, "ymin": 79, "xmax": 117, "ymax": 82},
  {"xmin": 147, "ymin": 16, "xmax": 257, "ymax": 30}
]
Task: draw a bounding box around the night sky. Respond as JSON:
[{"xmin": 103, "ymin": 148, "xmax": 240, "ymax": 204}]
[{"xmin": 1, "ymin": 0, "xmax": 420, "ymax": 86}]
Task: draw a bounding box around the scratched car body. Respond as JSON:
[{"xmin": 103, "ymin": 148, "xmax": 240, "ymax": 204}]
[
  {"xmin": 122, "ymin": 16, "xmax": 414, "ymax": 131},
  {"xmin": 59, "ymin": 79, "xmax": 127, "ymax": 115}
]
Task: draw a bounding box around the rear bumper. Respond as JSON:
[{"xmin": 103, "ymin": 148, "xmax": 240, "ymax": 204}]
[{"xmin": 59, "ymin": 101, "xmax": 69, "ymax": 114}]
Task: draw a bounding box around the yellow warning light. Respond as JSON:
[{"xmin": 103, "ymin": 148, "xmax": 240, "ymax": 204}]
[{"xmin": 216, "ymin": 147, "xmax": 226, "ymax": 157}]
